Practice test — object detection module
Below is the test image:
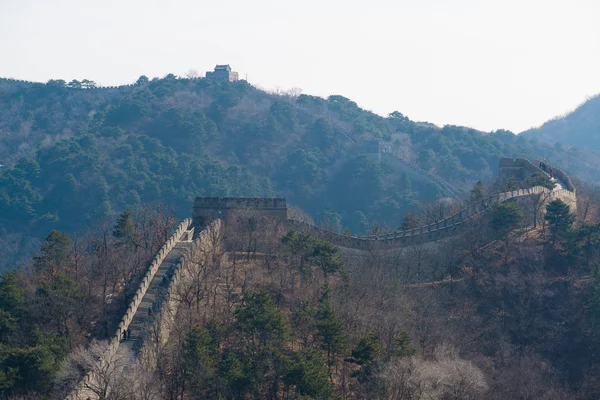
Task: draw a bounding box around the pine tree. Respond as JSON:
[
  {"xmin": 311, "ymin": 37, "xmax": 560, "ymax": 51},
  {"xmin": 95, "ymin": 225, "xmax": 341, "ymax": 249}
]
[
  {"xmin": 489, "ymin": 202, "xmax": 523, "ymax": 236},
  {"xmin": 348, "ymin": 332, "xmax": 383, "ymax": 388},
  {"xmin": 315, "ymin": 286, "xmax": 345, "ymax": 369},
  {"xmin": 184, "ymin": 322, "xmax": 223, "ymax": 395},
  {"xmin": 545, "ymin": 199, "xmax": 575, "ymax": 244},
  {"xmin": 112, "ymin": 209, "xmax": 136, "ymax": 246},
  {"xmin": 311, "ymin": 240, "xmax": 343, "ymax": 280},
  {"xmin": 233, "ymin": 291, "xmax": 289, "ymax": 398},
  {"xmin": 351, "ymin": 332, "xmax": 381, "ymax": 366},
  {"xmin": 33, "ymin": 230, "xmax": 73, "ymax": 275},
  {"xmin": 235, "ymin": 291, "xmax": 288, "ymax": 349},
  {"xmin": 390, "ymin": 330, "xmax": 416, "ymax": 358},
  {"xmin": 0, "ymin": 271, "xmax": 25, "ymax": 342},
  {"xmin": 282, "ymin": 229, "xmax": 315, "ymax": 269},
  {"xmin": 575, "ymin": 223, "xmax": 600, "ymax": 267},
  {"xmin": 470, "ymin": 180, "xmax": 485, "ymax": 202},
  {"xmin": 285, "ymin": 347, "xmax": 333, "ymax": 399}
]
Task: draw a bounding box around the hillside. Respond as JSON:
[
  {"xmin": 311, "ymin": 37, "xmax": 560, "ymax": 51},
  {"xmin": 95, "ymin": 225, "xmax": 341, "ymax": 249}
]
[
  {"xmin": 1, "ymin": 75, "xmax": 600, "ymax": 271},
  {"xmin": 4, "ymin": 190, "xmax": 600, "ymax": 399},
  {"xmin": 521, "ymin": 94, "xmax": 600, "ymax": 151}
]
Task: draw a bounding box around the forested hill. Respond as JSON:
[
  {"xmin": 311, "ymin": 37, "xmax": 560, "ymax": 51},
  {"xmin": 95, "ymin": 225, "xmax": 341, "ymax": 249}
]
[
  {"xmin": 0, "ymin": 75, "xmax": 599, "ymax": 271},
  {"xmin": 521, "ymin": 94, "xmax": 600, "ymax": 151}
]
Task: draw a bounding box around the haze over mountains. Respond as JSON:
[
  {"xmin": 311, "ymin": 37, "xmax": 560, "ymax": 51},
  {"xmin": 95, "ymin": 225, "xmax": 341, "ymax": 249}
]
[
  {"xmin": 522, "ymin": 94, "xmax": 600, "ymax": 151},
  {"xmin": 0, "ymin": 74, "xmax": 600, "ymax": 272}
]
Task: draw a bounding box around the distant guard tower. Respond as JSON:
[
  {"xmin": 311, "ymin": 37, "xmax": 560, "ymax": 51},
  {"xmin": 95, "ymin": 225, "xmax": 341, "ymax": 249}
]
[
  {"xmin": 362, "ymin": 139, "xmax": 392, "ymax": 163},
  {"xmin": 205, "ymin": 65, "xmax": 239, "ymax": 82}
]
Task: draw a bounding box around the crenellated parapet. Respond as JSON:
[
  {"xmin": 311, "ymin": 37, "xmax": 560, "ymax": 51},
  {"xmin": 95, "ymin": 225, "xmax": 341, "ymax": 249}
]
[
  {"xmin": 64, "ymin": 158, "xmax": 579, "ymax": 398},
  {"xmin": 193, "ymin": 197, "xmax": 287, "ymax": 227},
  {"xmin": 498, "ymin": 158, "xmax": 576, "ymax": 191},
  {"xmin": 190, "ymin": 159, "xmax": 576, "ymax": 250},
  {"xmin": 286, "ymin": 158, "xmax": 576, "ymax": 248},
  {"xmin": 498, "ymin": 157, "xmax": 545, "ymax": 181},
  {"xmin": 286, "ymin": 185, "xmax": 576, "ymax": 249},
  {"xmin": 65, "ymin": 218, "xmax": 194, "ymax": 400}
]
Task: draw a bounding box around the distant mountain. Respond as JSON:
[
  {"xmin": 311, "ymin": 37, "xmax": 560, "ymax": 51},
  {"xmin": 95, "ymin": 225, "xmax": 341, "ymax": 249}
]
[
  {"xmin": 521, "ymin": 94, "xmax": 600, "ymax": 151},
  {"xmin": 1, "ymin": 75, "xmax": 600, "ymax": 271}
]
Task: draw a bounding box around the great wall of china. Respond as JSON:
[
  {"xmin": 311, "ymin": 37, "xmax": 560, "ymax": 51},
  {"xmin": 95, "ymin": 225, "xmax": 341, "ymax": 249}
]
[
  {"xmin": 66, "ymin": 157, "xmax": 577, "ymax": 399},
  {"xmin": 65, "ymin": 218, "xmax": 193, "ymax": 399},
  {"xmin": 287, "ymin": 158, "xmax": 576, "ymax": 249}
]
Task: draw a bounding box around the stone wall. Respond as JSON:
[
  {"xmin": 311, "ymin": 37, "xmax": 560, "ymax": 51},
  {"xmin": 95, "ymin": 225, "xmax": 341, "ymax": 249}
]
[
  {"xmin": 288, "ymin": 184, "xmax": 577, "ymax": 250},
  {"xmin": 65, "ymin": 218, "xmax": 192, "ymax": 400},
  {"xmin": 136, "ymin": 220, "xmax": 222, "ymax": 368},
  {"xmin": 66, "ymin": 157, "xmax": 577, "ymax": 398},
  {"xmin": 498, "ymin": 157, "xmax": 544, "ymax": 181},
  {"xmin": 498, "ymin": 157, "xmax": 576, "ymax": 192},
  {"xmin": 197, "ymin": 159, "xmax": 576, "ymax": 251},
  {"xmin": 498, "ymin": 157, "xmax": 576, "ymax": 207},
  {"xmin": 193, "ymin": 197, "xmax": 287, "ymax": 227},
  {"xmin": 544, "ymin": 162, "xmax": 576, "ymax": 192}
]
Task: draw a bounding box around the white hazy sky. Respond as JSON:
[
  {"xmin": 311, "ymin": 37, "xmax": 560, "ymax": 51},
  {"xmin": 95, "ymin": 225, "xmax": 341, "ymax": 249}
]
[{"xmin": 1, "ymin": 0, "xmax": 599, "ymax": 133}]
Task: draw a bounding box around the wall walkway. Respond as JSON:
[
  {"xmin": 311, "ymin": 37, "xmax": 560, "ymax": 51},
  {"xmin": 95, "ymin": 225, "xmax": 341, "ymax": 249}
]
[
  {"xmin": 64, "ymin": 158, "xmax": 576, "ymax": 397},
  {"xmin": 65, "ymin": 219, "xmax": 193, "ymax": 400},
  {"xmin": 288, "ymin": 159, "xmax": 577, "ymax": 249},
  {"xmin": 119, "ymin": 241, "xmax": 192, "ymax": 355}
]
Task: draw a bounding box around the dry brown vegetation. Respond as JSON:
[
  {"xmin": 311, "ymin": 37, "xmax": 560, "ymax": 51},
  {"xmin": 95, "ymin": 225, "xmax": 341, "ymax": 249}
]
[
  {"xmin": 99, "ymin": 216, "xmax": 522, "ymax": 396},
  {"xmin": 135, "ymin": 197, "xmax": 600, "ymax": 399}
]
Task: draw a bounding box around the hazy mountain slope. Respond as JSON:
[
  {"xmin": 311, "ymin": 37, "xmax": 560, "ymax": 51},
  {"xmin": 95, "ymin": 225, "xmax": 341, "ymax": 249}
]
[
  {"xmin": 521, "ymin": 94, "xmax": 600, "ymax": 151},
  {"xmin": 1, "ymin": 76, "xmax": 600, "ymax": 272}
]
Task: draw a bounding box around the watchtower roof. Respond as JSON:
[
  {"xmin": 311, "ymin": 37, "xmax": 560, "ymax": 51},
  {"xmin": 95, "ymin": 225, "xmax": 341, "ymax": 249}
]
[{"xmin": 214, "ymin": 64, "xmax": 232, "ymax": 71}]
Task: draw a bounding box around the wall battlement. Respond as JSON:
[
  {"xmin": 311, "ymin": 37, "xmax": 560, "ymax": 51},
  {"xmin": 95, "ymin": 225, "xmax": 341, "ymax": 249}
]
[
  {"xmin": 498, "ymin": 157, "xmax": 544, "ymax": 181},
  {"xmin": 66, "ymin": 158, "xmax": 578, "ymax": 398},
  {"xmin": 192, "ymin": 158, "xmax": 576, "ymax": 249},
  {"xmin": 193, "ymin": 197, "xmax": 287, "ymax": 227},
  {"xmin": 498, "ymin": 157, "xmax": 576, "ymax": 191}
]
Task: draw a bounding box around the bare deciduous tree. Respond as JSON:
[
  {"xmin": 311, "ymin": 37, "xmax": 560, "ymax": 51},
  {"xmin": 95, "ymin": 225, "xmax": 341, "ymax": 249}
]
[
  {"xmin": 184, "ymin": 69, "xmax": 199, "ymax": 79},
  {"xmin": 379, "ymin": 346, "xmax": 488, "ymax": 400},
  {"xmin": 60, "ymin": 340, "xmax": 133, "ymax": 399}
]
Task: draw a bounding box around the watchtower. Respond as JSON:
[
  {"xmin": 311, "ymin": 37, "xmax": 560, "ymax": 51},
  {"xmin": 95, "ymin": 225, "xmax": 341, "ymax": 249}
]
[
  {"xmin": 193, "ymin": 197, "xmax": 287, "ymax": 227},
  {"xmin": 205, "ymin": 65, "xmax": 239, "ymax": 82}
]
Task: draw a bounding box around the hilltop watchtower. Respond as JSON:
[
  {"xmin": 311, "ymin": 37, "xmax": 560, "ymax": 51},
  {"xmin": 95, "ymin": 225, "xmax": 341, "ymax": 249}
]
[
  {"xmin": 205, "ymin": 65, "xmax": 239, "ymax": 82},
  {"xmin": 193, "ymin": 197, "xmax": 287, "ymax": 227}
]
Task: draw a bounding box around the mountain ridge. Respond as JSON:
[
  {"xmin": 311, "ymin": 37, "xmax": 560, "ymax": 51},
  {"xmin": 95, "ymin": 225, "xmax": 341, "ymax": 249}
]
[
  {"xmin": 1, "ymin": 74, "xmax": 599, "ymax": 271},
  {"xmin": 521, "ymin": 93, "xmax": 600, "ymax": 151}
]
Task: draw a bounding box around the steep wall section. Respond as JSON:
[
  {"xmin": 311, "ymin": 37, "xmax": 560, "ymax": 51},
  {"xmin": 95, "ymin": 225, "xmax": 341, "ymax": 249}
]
[
  {"xmin": 136, "ymin": 220, "xmax": 222, "ymax": 368},
  {"xmin": 498, "ymin": 157, "xmax": 544, "ymax": 181},
  {"xmin": 65, "ymin": 218, "xmax": 192, "ymax": 400},
  {"xmin": 534, "ymin": 160, "xmax": 576, "ymax": 192},
  {"xmin": 499, "ymin": 158, "xmax": 576, "ymax": 192}
]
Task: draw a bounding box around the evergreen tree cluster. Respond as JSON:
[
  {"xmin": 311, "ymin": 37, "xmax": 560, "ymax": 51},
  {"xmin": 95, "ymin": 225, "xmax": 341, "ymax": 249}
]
[
  {"xmin": 0, "ymin": 205, "xmax": 175, "ymax": 397},
  {"xmin": 0, "ymin": 75, "xmax": 598, "ymax": 271}
]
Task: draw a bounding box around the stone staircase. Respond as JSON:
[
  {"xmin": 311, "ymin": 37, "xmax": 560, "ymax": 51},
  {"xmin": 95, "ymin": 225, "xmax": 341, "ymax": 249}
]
[{"xmin": 65, "ymin": 220, "xmax": 195, "ymax": 400}]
